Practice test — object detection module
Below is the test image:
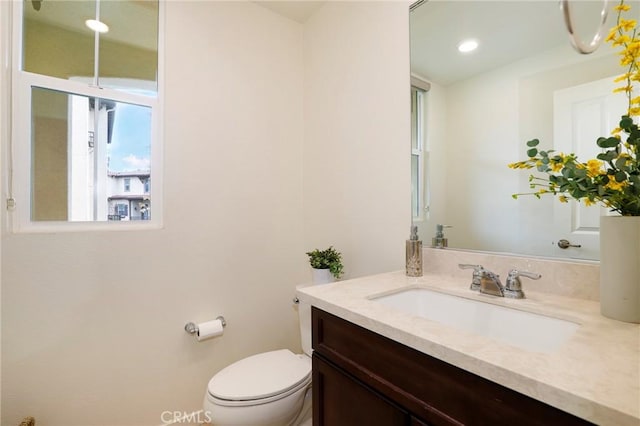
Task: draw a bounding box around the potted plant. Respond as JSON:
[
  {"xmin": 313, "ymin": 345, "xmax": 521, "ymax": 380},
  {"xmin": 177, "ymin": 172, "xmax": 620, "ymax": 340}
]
[{"xmin": 306, "ymin": 246, "xmax": 344, "ymax": 284}]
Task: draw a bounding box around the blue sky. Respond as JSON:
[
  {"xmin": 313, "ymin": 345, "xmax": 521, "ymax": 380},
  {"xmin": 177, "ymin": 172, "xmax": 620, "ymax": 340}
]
[{"xmin": 108, "ymin": 103, "xmax": 151, "ymax": 172}]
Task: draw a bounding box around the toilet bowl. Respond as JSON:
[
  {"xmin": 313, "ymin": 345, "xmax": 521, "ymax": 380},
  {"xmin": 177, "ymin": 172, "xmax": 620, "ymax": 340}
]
[
  {"xmin": 203, "ymin": 294, "xmax": 313, "ymax": 426},
  {"xmin": 203, "ymin": 349, "xmax": 311, "ymax": 426}
]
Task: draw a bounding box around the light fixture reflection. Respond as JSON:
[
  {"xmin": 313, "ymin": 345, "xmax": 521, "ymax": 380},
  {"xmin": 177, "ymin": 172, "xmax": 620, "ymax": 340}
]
[
  {"xmin": 458, "ymin": 39, "xmax": 478, "ymax": 53},
  {"xmin": 85, "ymin": 19, "xmax": 109, "ymax": 33}
]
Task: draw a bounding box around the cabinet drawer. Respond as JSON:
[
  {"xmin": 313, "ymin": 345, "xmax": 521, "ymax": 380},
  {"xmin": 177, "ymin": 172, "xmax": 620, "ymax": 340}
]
[{"xmin": 312, "ymin": 307, "xmax": 592, "ymax": 426}]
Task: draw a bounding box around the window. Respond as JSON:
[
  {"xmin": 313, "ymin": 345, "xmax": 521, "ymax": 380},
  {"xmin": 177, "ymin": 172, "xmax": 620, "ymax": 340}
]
[
  {"xmin": 10, "ymin": 0, "xmax": 162, "ymax": 231},
  {"xmin": 411, "ymin": 83, "xmax": 429, "ymax": 221},
  {"xmin": 116, "ymin": 203, "xmax": 129, "ymax": 218}
]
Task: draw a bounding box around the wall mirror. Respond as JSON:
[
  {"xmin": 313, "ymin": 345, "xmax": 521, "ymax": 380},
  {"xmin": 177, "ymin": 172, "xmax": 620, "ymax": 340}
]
[{"xmin": 410, "ymin": 0, "xmax": 639, "ymax": 260}]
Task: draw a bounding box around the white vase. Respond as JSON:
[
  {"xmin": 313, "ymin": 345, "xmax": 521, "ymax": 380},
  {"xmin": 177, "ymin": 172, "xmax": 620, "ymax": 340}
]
[
  {"xmin": 311, "ymin": 268, "xmax": 335, "ymax": 285},
  {"xmin": 600, "ymin": 216, "xmax": 640, "ymax": 323}
]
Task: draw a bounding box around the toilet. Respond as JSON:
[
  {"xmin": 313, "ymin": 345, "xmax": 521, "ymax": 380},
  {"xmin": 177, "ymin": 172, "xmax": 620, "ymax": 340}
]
[{"xmin": 203, "ymin": 298, "xmax": 313, "ymax": 426}]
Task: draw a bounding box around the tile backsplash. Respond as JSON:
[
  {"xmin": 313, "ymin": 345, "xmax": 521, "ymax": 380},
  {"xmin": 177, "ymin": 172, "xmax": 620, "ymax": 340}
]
[{"xmin": 422, "ymin": 247, "xmax": 600, "ymax": 301}]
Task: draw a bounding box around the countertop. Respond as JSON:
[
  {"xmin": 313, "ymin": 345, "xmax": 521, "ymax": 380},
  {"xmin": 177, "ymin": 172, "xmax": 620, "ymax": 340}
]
[{"xmin": 296, "ymin": 271, "xmax": 640, "ymax": 426}]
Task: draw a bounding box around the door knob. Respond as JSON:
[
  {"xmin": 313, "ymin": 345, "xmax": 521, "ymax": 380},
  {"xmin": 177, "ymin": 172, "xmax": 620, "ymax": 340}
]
[{"xmin": 557, "ymin": 239, "xmax": 581, "ymax": 249}]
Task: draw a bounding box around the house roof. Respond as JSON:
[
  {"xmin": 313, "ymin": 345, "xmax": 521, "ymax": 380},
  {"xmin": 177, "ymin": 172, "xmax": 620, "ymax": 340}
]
[
  {"xmin": 108, "ymin": 195, "xmax": 150, "ymax": 201},
  {"xmin": 108, "ymin": 171, "xmax": 150, "ymax": 178}
]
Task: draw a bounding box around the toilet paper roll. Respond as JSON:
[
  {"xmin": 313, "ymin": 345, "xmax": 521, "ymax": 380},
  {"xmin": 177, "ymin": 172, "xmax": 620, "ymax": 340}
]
[{"xmin": 196, "ymin": 319, "xmax": 224, "ymax": 341}]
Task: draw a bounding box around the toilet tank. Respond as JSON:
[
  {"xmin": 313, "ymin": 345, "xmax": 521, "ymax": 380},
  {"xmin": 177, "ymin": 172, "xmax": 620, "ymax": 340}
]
[
  {"xmin": 296, "ymin": 286, "xmax": 313, "ymax": 356},
  {"xmin": 298, "ymin": 299, "xmax": 312, "ymax": 356}
]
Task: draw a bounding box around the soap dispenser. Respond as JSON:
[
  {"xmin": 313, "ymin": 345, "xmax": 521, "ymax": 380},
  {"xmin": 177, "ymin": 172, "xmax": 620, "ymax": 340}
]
[
  {"xmin": 406, "ymin": 225, "xmax": 423, "ymax": 277},
  {"xmin": 432, "ymin": 224, "xmax": 452, "ymax": 248}
]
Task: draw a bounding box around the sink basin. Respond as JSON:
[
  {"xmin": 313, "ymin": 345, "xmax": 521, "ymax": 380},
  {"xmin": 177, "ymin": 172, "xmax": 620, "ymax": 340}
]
[{"xmin": 372, "ymin": 288, "xmax": 579, "ymax": 353}]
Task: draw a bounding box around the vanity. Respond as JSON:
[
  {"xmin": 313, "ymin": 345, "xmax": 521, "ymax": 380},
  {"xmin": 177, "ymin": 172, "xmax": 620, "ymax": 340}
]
[{"xmin": 296, "ymin": 250, "xmax": 640, "ymax": 426}]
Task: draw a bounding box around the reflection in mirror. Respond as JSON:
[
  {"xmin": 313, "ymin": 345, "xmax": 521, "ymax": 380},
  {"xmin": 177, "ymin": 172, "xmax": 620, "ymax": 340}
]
[
  {"xmin": 410, "ymin": 1, "xmax": 639, "ymax": 260},
  {"xmin": 23, "ymin": 0, "xmax": 158, "ymax": 90}
]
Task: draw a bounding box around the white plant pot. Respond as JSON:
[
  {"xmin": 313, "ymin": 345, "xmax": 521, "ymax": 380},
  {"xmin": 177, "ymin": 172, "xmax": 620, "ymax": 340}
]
[
  {"xmin": 600, "ymin": 216, "xmax": 640, "ymax": 323},
  {"xmin": 311, "ymin": 268, "xmax": 335, "ymax": 285}
]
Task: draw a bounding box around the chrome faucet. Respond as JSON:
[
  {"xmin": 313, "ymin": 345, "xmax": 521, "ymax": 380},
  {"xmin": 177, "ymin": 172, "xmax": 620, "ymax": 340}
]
[
  {"xmin": 458, "ymin": 264, "xmax": 484, "ymax": 291},
  {"xmin": 504, "ymin": 269, "xmax": 542, "ymax": 299},
  {"xmin": 480, "ymin": 270, "xmax": 505, "ymax": 297},
  {"xmin": 459, "ymin": 265, "xmax": 541, "ymax": 299}
]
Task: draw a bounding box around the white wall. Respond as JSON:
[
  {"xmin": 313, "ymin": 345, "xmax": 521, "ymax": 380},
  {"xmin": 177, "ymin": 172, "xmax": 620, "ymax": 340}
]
[
  {"xmin": 2, "ymin": 3, "xmax": 306, "ymax": 425},
  {"xmin": 303, "ymin": 2, "xmax": 411, "ymax": 278},
  {"xmin": 1, "ymin": 2, "xmax": 411, "ymax": 425}
]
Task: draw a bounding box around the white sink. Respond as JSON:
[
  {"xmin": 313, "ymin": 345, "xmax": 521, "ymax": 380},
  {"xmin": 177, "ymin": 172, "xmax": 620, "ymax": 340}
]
[{"xmin": 371, "ymin": 288, "xmax": 579, "ymax": 353}]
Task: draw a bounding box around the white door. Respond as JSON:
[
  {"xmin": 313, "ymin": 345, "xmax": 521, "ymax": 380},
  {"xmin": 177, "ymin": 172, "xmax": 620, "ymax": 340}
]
[{"xmin": 552, "ymin": 76, "xmax": 626, "ymax": 260}]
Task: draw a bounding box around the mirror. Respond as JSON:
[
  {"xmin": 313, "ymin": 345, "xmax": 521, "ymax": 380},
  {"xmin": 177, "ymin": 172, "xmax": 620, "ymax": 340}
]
[{"xmin": 410, "ymin": 0, "xmax": 638, "ymax": 260}]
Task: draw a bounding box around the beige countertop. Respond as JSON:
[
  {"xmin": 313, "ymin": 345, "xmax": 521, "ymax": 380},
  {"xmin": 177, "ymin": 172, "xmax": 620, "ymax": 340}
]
[{"xmin": 297, "ymin": 270, "xmax": 640, "ymax": 426}]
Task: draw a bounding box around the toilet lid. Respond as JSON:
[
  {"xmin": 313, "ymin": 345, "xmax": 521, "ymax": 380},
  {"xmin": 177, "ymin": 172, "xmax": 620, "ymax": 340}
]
[{"xmin": 207, "ymin": 349, "xmax": 311, "ymax": 402}]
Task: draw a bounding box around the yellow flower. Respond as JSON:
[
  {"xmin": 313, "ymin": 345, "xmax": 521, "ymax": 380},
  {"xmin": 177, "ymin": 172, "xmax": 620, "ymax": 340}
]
[
  {"xmin": 584, "ymin": 198, "xmax": 596, "ymax": 207},
  {"xmin": 613, "ymin": 85, "xmax": 633, "ymax": 93},
  {"xmin": 558, "ymin": 195, "xmax": 569, "ymax": 203},
  {"xmin": 613, "ymin": 34, "xmax": 632, "ymax": 46},
  {"xmin": 550, "ymin": 161, "xmax": 563, "ymax": 172},
  {"xmin": 615, "ymin": 3, "xmax": 631, "ymax": 11},
  {"xmin": 586, "ymin": 159, "xmax": 603, "ymax": 177},
  {"xmin": 614, "ymin": 73, "xmax": 631, "ymax": 82},
  {"xmin": 606, "ymin": 179, "xmax": 626, "ymax": 191},
  {"xmin": 508, "ymin": 161, "xmax": 533, "ymax": 170},
  {"xmin": 619, "ymin": 19, "xmax": 637, "ymax": 32}
]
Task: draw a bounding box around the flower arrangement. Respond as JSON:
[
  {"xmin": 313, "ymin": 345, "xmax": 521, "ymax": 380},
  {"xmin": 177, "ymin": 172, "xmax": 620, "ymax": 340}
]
[{"xmin": 509, "ymin": 0, "xmax": 640, "ymax": 216}]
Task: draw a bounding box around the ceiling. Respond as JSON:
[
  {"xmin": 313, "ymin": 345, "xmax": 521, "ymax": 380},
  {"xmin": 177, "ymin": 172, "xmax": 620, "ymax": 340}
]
[
  {"xmin": 410, "ymin": 0, "xmax": 632, "ymax": 86},
  {"xmin": 256, "ymin": 1, "xmax": 325, "ymax": 23},
  {"xmin": 24, "ymin": 0, "xmax": 158, "ymax": 51},
  {"xmin": 25, "ymin": 0, "xmax": 633, "ymax": 85},
  {"xmin": 25, "ymin": 0, "xmax": 323, "ymax": 49}
]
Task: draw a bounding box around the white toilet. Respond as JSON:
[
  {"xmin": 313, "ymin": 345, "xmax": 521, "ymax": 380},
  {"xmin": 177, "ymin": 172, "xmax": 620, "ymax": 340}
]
[{"xmin": 203, "ymin": 299, "xmax": 313, "ymax": 426}]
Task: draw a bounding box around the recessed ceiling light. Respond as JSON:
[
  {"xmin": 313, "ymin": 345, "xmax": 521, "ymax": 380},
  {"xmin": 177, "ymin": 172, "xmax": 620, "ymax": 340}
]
[
  {"xmin": 458, "ymin": 39, "xmax": 478, "ymax": 53},
  {"xmin": 85, "ymin": 19, "xmax": 109, "ymax": 33}
]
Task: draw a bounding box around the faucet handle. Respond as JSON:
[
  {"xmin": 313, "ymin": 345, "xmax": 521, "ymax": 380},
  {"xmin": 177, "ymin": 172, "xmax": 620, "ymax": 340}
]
[
  {"xmin": 504, "ymin": 269, "xmax": 541, "ymax": 299},
  {"xmin": 458, "ymin": 264, "xmax": 485, "ymax": 291}
]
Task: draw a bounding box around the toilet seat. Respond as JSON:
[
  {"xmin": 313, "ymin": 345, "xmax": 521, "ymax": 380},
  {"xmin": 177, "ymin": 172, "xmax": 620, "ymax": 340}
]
[{"xmin": 207, "ymin": 349, "xmax": 311, "ymax": 407}]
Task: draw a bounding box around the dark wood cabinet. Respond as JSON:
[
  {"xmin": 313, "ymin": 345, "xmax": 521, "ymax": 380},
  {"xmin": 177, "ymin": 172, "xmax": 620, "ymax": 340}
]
[
  {"xmin": 312, "ymin": 307, "xmax": 593, "ymax": 426},
  {"xmin": 313, "ymin": 354, "xmax": 411, "ymax": 425}
]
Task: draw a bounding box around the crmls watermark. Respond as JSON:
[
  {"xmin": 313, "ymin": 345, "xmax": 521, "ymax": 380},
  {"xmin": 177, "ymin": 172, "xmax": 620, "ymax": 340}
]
[{"xmin": 160, "ymin": 410, "xmax": 212, "ymax": 424}]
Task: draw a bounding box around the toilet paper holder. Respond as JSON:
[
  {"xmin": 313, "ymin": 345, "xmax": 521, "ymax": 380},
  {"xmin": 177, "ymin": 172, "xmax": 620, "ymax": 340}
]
[{"xmin": 184, "ymin": 316, "xmax": 227, "ymax": 335}]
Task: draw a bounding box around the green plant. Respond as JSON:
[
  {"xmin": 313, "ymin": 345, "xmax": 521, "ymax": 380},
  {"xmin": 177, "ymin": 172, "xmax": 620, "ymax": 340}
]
[
  {"xmin": 509, "ymin": 0, "xmax": 640, "ymax": 216},
  {"xmin": 306, "ymin": 246, "xmax": 344, "ymax": 279}
]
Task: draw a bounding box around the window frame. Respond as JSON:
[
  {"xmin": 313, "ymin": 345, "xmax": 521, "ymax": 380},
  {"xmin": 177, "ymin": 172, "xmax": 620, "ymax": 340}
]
[
  {"xmin": 7, "ymin": 0, "xmax": 164, "ymax": 233},
  {"xmin": 411, "ymin": 85, "xmax": 428, "ymax": 222}
]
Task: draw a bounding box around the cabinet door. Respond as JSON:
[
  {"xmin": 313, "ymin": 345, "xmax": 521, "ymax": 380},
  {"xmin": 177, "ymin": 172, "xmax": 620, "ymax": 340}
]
[{"xmin": 313, "ymin": 353, "xmax": 410, "ymax": 426}]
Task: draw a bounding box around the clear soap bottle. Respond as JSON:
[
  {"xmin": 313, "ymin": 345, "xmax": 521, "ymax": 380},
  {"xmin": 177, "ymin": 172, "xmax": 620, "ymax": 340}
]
[{"xmin": 406, "ymin": 225, "xmax": 423, "ymax": 277}]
